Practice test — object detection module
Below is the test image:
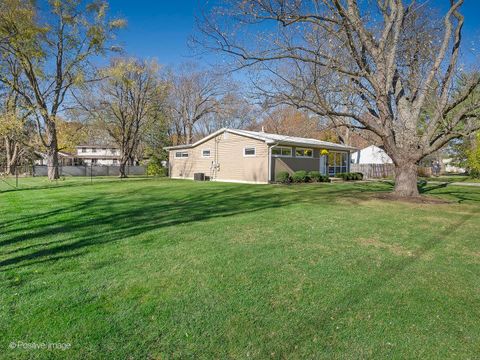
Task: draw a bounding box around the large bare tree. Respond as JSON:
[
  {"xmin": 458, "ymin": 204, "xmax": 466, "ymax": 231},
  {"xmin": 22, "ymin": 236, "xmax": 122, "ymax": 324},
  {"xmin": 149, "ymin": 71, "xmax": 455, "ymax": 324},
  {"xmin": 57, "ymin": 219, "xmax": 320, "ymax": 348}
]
[
  {"xmin": 199, "ymin": 0, "xmax": 480, "ymax": 197},
  {"xmin": 166, "ymin": 64, "xmax": 232, "ymax": 144},
  {"xmin": 0, "ymin": 0, "xmax": 124, "ymax": 179},
  {"xmin": 81, "ymin": 58, "xmax": 167, "ymax": 178},
  {"xmin": 195, "ymin": 93, "xmax": 258, "ymax": 138}
]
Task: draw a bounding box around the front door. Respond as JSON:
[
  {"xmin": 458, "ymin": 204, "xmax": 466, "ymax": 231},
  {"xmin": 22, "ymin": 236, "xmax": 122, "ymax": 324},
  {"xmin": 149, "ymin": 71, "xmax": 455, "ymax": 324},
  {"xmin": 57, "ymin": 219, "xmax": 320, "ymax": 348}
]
[{"xmin": 319, "ymin": 155, "xmax": 327, "ymax": 175}]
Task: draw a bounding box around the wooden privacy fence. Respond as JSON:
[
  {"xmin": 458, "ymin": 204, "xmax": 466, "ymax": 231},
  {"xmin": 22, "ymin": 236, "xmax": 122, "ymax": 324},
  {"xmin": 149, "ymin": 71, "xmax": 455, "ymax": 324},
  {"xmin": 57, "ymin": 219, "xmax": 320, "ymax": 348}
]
[
  {"xmin": 351, "ymin": 164, "xmax": 432, "ymax": 179},
  {"xmin": 351, "ymin": 164, "xmax": 394, "ymax": 179}
]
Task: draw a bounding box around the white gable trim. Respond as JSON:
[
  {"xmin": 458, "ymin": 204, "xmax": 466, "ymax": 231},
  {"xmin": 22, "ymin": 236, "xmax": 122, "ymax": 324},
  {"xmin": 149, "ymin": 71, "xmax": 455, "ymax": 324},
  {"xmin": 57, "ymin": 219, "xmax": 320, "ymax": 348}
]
[{"xmin": 163, "ymin": 128, "xmax": 268, "ymax": 150}]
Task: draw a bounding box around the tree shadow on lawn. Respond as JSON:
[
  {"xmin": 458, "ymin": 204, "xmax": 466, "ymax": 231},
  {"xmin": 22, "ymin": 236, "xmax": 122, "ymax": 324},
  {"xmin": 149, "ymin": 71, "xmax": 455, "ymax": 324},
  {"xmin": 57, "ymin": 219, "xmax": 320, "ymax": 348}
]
[
  {"xmin": 420, "ymin": 183, "xmax": 480, "ymax": 203},
  {"xmin": 2, "ymin": 181, "xmax": 478, "ymax": 355},
  {"xmin": 0, "ymin": 176, "xmax": 154, "ymax": 194},
  {"xmin": 0, "ymin": 184, "xmax": 370, "ymax": 270},
  {"xmin": 0, "ymin": 181, "xmax": 471, "ymax": 271}
]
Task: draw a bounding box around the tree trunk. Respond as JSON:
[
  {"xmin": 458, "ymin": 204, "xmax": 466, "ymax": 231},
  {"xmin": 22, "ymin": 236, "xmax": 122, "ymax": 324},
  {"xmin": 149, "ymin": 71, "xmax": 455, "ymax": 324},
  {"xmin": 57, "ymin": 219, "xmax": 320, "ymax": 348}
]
[
  {"xmin": 45, "ymin": 120, "xmax": 60, "ymax": 180},
  {"xmin": 186, "ymin": 122, "xmax": 193, "ymax": 144},
  {"xmin": 47, "ymin": 147, "xmax": 59, "ymax": 180},
  {"xmin": 393, "ymin": 162, "xmax": 419, "ymax": 197},
  {"xmin": 5, "ymin": 136, "xmax": 19, "ymax": 175},
  {"xmin": 119, "ymin": 160, "xmax": 128, "ymax": 178}
]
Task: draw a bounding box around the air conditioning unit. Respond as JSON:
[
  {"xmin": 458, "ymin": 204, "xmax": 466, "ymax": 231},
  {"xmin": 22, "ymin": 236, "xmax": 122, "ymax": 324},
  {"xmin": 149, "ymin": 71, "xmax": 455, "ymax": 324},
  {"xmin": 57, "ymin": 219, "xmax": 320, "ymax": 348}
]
[{"xmin": 194, "ymin": 173, "xmax": 205, "ymax": 181}]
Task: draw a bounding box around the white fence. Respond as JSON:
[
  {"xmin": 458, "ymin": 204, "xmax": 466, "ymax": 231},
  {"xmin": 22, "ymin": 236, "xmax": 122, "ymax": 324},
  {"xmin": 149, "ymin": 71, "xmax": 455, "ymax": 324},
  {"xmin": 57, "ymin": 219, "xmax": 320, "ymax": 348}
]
[{"xmin": 33, "ymin": 165, "xmax": 146, "ymax": 177}]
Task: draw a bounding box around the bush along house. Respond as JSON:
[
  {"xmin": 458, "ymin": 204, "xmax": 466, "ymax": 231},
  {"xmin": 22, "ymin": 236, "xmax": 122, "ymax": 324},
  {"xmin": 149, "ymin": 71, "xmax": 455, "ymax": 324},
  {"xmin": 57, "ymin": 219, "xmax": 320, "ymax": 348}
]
[{"xmin": 164, "ymin": 128, "xmax": 357, "ymax": 184}]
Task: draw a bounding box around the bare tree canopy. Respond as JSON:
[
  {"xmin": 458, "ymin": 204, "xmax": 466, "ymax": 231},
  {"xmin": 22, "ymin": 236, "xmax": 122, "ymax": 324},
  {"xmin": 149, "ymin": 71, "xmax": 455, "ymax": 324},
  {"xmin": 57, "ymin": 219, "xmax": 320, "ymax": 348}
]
[
  {"xmin": 198, "ymin": 0, "xmax": 480, "ymax": 197},
  {"xmin": 165, "ymin": 63, "xmax": 235, "ymax": 145},
  {"xmin": 0, "ymin": 0, "xmax": 124, "ymax": 179}
]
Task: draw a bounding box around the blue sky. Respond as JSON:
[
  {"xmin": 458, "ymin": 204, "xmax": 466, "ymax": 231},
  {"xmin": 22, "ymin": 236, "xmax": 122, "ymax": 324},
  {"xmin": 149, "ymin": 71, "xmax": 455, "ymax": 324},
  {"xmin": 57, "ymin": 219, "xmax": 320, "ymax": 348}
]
[
  {"xmin": 109, "ymin": 0, "xmax": 205, "ymax": 67},
  {"xmin": 109, "ymin": 1, "xmax": 480, "ymax": 69}
]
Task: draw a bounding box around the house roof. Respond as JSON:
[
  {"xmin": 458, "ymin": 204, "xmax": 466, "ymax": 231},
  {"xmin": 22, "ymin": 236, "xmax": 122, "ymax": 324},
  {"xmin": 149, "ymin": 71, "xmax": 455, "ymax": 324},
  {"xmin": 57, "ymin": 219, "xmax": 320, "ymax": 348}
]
[
  {"xmin": 164, "ymin": 128, "xmax": 357, "ymax": 151},
  {"xmin": 34, "ymin": 150, "xmax": 74, "ymax": 159},
  {"xmin": 76, "ymin": 144, "xmax": 118, "ymax": 149},
  {"xmin": 75, "ymin": 154, "xmax": 120, "ymax": 159},
  {"xmin": 357, "ymin": 145, "xmax": 384, "ymax": 152}
]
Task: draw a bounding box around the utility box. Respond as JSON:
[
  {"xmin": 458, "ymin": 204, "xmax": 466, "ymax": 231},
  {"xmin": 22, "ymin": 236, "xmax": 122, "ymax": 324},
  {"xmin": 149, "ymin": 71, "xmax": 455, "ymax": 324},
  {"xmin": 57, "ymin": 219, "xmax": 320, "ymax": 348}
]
[{"xmin": 194, "ymin": 173, "xmax": 205, "ymax": 181}]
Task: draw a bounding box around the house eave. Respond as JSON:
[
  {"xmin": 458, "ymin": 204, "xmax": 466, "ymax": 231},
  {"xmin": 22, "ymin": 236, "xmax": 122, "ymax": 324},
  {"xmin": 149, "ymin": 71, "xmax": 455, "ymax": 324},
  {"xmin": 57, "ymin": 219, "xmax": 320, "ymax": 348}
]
[
  {"xmin": 163, "ymin": 144, "xmax": 194, "ymax": 151},
  {"xmin": 267, "ymin": 140, "xmax": 357, "ymax": 152},
  {"xmin": 163, "ymin": 128, "xmax": 358, "ymax": 152}
]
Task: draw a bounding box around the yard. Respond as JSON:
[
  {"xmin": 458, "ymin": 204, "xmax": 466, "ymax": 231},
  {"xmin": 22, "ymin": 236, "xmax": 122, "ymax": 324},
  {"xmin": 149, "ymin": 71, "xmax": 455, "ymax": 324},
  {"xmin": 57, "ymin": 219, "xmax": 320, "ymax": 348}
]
[{"xmin": 1, "ymin": 178, "xmax": 479, "ymax": 359}]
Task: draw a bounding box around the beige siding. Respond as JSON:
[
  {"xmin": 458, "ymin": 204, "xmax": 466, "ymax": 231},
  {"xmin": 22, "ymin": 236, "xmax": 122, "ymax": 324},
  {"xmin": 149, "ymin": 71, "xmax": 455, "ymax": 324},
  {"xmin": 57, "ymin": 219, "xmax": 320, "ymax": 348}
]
[{"xmin": 169, "ymin": 132, "xmax": 269, "ymax": 183}]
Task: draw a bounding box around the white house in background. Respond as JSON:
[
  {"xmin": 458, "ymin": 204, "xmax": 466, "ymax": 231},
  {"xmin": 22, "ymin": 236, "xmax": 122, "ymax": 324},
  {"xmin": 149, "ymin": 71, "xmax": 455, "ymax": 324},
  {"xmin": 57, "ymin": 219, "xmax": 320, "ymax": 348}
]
[
  {"xmin": 443, "ymin": 158, "xmax": 466, "ymax": 174},
  {"xmin": 34, "ymin": 151, "xmax": 75, "ymax": 166},
  {"xmin": 351, "ymin": 145, "xmax": 393, "ymax": 165},
  {"xmin": 75, "ymin": 145, "xmax": 121, "ymax": 165}
]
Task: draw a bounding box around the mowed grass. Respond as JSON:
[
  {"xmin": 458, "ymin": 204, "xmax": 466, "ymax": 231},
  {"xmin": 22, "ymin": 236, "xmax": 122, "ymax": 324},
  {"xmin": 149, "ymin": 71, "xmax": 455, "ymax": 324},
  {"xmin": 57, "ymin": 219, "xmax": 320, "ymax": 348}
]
[
  {"xmin": 1, "ymin": 178, "xmax": 479, "ymax": 359},
  {"xmin": 420, "ymin": 174, "xmax": 480, "ymax": 183}
]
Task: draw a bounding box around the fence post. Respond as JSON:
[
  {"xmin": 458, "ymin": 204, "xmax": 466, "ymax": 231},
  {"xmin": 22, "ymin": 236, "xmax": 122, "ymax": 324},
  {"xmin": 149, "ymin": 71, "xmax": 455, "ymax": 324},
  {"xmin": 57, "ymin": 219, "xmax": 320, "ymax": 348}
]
[
  {"xmin": 15, "ymin": 165, "xmax": 18, "ymax": 188},
  {"xmin": 90, "ymin": 163, "xmax": 93, "ymax": 184}
]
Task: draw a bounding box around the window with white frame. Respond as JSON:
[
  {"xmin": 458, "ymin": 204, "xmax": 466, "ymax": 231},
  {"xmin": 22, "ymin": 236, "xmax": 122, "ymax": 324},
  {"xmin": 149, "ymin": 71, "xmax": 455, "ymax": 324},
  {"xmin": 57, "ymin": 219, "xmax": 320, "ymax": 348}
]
[
  {"xmin": 175, "ymin": 151, "xmax": 189, "ymax": 158},
  {"xmin": 244, "ymin": 147, "xmax": 256, "ymax": 156},
  {"xmin": 271, "ymin": 146, "xmax": 292, "ymax": 157},
  {"xmin": 202, "ymin": 149, "xmax": 211, "ymax": 158},
  {"xmin": 295, "ymin": 148, "xmax": 313, "ymax": 157}
]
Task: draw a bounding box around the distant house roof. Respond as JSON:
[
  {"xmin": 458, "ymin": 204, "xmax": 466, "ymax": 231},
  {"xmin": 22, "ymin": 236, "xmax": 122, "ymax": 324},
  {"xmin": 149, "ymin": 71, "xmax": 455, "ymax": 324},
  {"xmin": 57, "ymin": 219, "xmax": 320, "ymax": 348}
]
[
  {"xmin": 75, "ymin": 155, "xmax": 120, "ymax": 159},
  {"xmin": 164, "ymin": 128, "xmax": 357, "ymax": 151},
  {"xmin": 34, "ymin": 150, "xmax": 74, "ymax": 159},
  {"xmin": 351, "ymin": 145, "xmax": 393, "ymax": 164},
  {"xmin": 76, "ymin": 144, "xmax": 118, "ymax": 149}
]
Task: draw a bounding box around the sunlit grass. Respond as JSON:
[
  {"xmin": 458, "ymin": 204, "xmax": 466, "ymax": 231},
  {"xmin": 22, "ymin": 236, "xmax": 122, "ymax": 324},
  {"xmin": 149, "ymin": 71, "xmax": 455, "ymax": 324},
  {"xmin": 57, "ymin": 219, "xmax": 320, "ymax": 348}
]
[{"xmin": 1, "ymin": 178, "xmax": 479, "ymax": 359}]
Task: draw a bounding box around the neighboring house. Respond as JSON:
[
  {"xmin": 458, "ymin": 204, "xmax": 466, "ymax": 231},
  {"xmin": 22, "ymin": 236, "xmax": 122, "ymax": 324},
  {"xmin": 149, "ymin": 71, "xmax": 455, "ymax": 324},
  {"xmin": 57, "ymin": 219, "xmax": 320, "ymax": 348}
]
[
  {"xmin": 351, "ymin": 145, "xmax": 393, "ymax": 165},
  {"xmin": 34, "ymin": 151, "xmax": 75, "ymax": 166},
  {"xmin": 75, "ymin": 145, "xmax": 121, "ymax": 165},
  {"xmin": 442, "ymin": 158, "xmax": 466, "ymax": 174},
  {"xmin": 164, "ymin": 128, "xmax": 357, "ymax": 184}
]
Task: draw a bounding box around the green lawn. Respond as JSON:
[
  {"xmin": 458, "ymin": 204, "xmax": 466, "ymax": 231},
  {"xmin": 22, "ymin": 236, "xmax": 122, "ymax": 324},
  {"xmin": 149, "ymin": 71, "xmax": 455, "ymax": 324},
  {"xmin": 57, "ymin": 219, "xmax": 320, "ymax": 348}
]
[
  {"xmin": 421, "ymin": 174, "xmax": 480, "ymax": 183},
  {"xmin": 1, "ymin": 178, "xmax": 479, "ymax": 359}
]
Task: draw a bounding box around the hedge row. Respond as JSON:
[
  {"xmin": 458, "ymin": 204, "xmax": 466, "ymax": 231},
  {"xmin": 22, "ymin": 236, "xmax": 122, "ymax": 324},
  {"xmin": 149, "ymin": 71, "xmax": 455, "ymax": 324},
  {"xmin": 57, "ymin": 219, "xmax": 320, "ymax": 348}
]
[
  {"xmin": 276, "ymin": 170, "xmax": 331, "ymax": 184},
  {"xmin": 336, "ymin": 172, "xmax": 363, "ymax": 181}
]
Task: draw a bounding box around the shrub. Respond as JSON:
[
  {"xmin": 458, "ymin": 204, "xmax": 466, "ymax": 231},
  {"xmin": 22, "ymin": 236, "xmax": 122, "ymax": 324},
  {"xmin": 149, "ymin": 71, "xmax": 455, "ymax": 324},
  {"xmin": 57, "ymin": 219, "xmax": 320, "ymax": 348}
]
[
  {"xmin": 308, "ymin": 171, "xmax": 322, "ymax": 182},
  {"xmin": 308, "ymin": 171, "xmax": 331, "ymax": 183},
  {"xmin": 467, "ymin": 132, "xmax": 480, "ymax": 178},
  {"xmin": 276, "ymin": 171, "xmax": 291, "ymax": 184},
  {"xmin": 320, "ymin": 175, "xmax": 331, "ymax": 183},
  {"xmin": 337, "ymin": 172, "xmax": 362, "ymax": 181},
  {"xmin": 147, "ymin": 156, "xmax": 168, "ymax": 176},
  {"xmin": 292, "ymin": 170, "xmax": 310, "ymax": 183}
]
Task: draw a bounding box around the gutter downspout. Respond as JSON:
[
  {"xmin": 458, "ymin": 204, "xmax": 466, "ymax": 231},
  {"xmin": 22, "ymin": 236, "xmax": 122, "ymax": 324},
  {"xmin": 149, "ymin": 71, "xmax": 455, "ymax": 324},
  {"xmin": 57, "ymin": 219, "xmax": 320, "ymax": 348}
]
[{"xmin": 267, "ymin": 144, "xmax": 272, "ymax": 183}]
